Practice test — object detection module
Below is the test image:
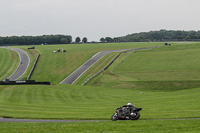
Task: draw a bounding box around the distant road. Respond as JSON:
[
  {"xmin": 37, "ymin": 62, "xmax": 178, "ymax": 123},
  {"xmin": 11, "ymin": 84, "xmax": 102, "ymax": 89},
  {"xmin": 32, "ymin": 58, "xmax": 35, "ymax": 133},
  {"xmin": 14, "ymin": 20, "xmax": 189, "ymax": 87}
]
[
  {"xmin": 7, "ymin": 47, "xmax": 30, "ymax": 81},
  {"xmin": 60, "ymin": 47, "xmax": 158, "ymax": 84}
]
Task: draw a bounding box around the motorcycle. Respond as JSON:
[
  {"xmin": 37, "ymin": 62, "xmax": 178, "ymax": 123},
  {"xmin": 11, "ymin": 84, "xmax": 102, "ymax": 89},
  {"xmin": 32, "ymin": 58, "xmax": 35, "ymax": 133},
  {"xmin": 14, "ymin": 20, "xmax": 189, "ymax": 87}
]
[{"xmin": 111, "ymin": 104, "xmax": 142, "ymax": 121}]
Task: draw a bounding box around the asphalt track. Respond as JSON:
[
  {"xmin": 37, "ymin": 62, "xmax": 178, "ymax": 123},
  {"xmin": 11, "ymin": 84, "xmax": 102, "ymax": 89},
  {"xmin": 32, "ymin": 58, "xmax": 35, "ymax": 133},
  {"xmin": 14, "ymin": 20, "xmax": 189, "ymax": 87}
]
[
  {"xmin": 7, "ymin": 47, "xmax": 30, "ymax": 81},
  {"xmin": 0, "ymin": 117, "xmax": 199, "ymax": 122},
  {"xmin": 0, "ymin": 118, "xmax": 106, "ymax": 122},
  {"xmin": 60, "ymin": 47, "xmax": 158, "ymax": 84}
]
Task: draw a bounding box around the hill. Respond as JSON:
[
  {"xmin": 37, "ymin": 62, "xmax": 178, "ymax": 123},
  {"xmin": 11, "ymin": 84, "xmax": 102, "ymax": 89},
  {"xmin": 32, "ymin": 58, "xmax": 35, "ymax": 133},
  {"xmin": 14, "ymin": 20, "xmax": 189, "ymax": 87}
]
[
  {"xmin": 101, "ymin": 30, "xmax": 200, "ymax": 42},
  {"xmin": 80, "ymin": 42, "xmax": 200, "ymax": 91}
]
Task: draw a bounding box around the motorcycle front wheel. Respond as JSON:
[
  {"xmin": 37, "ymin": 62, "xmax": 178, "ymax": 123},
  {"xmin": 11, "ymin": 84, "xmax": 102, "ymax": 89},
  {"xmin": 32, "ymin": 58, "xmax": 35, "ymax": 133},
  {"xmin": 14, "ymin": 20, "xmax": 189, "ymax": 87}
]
[
  {"xmin": 111, "ymin": 113, "xmax": 118, "ymax": 121},
  {"xmin": 130, "ymin": 112, "xmax": 140, "ymax": 120}
]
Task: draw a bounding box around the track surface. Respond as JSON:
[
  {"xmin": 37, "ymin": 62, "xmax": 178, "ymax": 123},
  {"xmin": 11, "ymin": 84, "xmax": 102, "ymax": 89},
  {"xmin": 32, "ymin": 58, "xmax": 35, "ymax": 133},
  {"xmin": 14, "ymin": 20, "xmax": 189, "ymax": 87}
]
[
  {"xmin": 7, "ymin": 47, "xmax": 30, "ymax": 81},
  {"xmin": 0, "ymin": 118, "xmax": 107, "ymax": 122},
  {"xmin": 0, "ymin": 118, "xmax": 199, "ymax": 123},
  {"xmin": 60, "ymin": 47, "xmax": 158, "ymax": 84}
]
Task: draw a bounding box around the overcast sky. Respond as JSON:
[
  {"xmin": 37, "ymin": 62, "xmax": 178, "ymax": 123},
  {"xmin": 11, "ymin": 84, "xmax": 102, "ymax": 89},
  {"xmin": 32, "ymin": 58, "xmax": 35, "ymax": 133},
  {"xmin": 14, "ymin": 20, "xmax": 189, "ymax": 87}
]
[{"xmin": 1, "ymin": 0, "xmax": 200, "ymax": 41}]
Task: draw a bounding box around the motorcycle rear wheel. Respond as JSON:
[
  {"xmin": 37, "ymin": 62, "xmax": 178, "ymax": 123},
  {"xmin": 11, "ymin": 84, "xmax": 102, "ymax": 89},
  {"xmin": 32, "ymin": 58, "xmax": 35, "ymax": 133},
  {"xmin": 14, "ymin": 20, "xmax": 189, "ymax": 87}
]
[{"xmin": 130, "ymin": 112, "xmax": 140, "ymax": 120}]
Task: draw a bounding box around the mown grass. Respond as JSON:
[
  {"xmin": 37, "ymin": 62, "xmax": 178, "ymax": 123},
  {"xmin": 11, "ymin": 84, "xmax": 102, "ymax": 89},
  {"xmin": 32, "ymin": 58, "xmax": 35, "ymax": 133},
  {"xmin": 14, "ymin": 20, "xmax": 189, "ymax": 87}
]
[
  {"xmin": 14, "ymin": 43, "xmax": 163, "ymax": 84},
  {"xmin": 0, "ymin": 119, "xmax": 199, "ymax": 133},
  {"xmin": 0, "ymin": 85, "xmax": 199, "ymax": 119},
  {"xmin": 0, "ymin": 48, "xmax": 19, "ymax": 80},
  {"xmin": 87, "ymin": 43, "xmax": 200, "ymax": 90},
  {"xmin": 0, "ymin": 42, "xmax": 200, "ymax": 132}
]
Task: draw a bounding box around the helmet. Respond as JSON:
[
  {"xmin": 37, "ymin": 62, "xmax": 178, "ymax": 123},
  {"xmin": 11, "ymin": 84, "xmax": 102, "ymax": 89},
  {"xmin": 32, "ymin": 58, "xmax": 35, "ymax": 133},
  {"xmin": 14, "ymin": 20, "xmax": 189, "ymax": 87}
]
[{"xmin": 127, "ymin": 103, "xmax": 132, "ymax": 105}]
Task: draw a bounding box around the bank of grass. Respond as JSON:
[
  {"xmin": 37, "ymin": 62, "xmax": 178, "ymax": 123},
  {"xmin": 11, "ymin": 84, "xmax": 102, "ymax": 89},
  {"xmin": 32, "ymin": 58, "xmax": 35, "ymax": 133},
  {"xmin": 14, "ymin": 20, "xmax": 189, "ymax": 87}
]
[
  {"xmin": 14, "ymin": 43, "xmax": 163, "ymax": 84},
  {"xmin": 0, "ymin": 119, "xmax": 199, "ymax": 133},
  {"xmin": 87, "ymin": 43, "xmax": 200, "ymax": 90},
  {"xmin": 0, "ymin": 48, "xmax": 19, "ymax": 80},
  {"xmin": 0, "ymin": 85, "xmax": 199, "ymax": 119}
]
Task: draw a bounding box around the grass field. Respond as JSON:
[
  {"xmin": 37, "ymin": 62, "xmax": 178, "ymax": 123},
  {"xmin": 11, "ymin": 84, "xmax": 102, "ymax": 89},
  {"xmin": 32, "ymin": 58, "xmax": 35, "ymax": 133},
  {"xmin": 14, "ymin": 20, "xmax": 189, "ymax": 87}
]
[
  {"xmin": 14, "ymin": 43, "xmax": 163, "ymax": 84},
  {"xmin": 0, "ymin": 48, "xmax": 19, "ymax": 80},
  {"xmin": 0, "ymin": 42, "xmax": 200, "ymax": 132},
  {"xmin": 0, "ymin": 119, "xmax": 199, "ymax": 133},
  {"xmin": 86, "ymin": 43, "xmax": 200, "ymax": 90},
  {"xmin": 0, "ymin": 84, "xmax": 199, "ymax": 132},
  {"xmin": 0, "ymin": 85, "xmax": 199, "ymax": 119}
]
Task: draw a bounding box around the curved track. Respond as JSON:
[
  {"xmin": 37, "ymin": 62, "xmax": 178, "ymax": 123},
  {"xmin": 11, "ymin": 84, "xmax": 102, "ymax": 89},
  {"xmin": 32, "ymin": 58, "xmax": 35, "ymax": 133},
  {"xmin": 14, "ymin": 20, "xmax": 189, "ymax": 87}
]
[{"xmin": 7, "ymin": 47, "xmax": 30, "ymax": 81}]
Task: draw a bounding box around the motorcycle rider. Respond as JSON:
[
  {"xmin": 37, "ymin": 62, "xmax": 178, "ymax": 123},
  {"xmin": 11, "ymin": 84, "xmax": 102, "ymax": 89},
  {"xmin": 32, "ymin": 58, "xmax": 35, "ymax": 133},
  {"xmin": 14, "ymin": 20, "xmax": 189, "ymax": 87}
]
[
  {"xmin": 123, "ymin": 103, "xmax": 134, "ymax": 114},
  {"xmin": 117, "ymin": 103, "xmax": 134, "ymax": 119}
]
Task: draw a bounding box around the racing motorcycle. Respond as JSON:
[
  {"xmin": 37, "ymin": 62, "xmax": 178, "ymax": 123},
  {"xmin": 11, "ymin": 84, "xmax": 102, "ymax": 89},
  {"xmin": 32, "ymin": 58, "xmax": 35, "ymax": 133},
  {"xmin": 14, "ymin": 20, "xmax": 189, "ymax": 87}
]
[{"xmin": 111, "ymin": 104, "xmax": 142, "ymax": 121}]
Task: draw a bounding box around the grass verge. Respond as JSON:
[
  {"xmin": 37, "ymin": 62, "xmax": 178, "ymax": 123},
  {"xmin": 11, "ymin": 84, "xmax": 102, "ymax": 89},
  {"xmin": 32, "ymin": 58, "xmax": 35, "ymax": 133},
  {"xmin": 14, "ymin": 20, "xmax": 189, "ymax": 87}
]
[
  {"xmin": 0, "ymin": 48, "xmax": 19, "ymax": 80},
  {"xmin": 0, "ymin": 119, "xmax": 199, "ymax": 133}
]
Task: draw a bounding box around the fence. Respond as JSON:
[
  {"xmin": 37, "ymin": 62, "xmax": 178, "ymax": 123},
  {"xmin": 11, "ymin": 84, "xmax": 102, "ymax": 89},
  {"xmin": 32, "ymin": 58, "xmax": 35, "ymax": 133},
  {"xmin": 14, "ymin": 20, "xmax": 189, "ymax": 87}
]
[{"xmin": 27, "ymin": 54, "xmax": 40, "ymax": 80}]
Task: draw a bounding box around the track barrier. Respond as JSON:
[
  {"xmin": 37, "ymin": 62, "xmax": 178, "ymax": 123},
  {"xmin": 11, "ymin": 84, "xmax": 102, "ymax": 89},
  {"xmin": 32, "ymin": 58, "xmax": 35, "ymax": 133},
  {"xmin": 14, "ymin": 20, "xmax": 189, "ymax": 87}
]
[{"xmin": 27, "ymin": 54, "xmax": 40, "ymax": 80}]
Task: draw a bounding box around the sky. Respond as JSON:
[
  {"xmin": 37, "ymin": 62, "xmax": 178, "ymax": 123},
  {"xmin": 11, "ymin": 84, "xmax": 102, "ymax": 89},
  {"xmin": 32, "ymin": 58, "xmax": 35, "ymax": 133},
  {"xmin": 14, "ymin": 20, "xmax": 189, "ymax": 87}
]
[{"xmin": 1, "ymin": 0, "xmax": 200, "ymax": 41}]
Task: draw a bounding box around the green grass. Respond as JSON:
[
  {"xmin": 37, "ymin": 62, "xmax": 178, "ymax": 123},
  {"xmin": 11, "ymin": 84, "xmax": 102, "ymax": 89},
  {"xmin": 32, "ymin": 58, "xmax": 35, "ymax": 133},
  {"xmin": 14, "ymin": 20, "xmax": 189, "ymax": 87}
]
[
  {"xmin": 86, "ymin": 43, "xmax": 200, "ymax": 90},
  {"xmin": 13, "ymin": 43, "xmax": 163, "ymax": 84},
  {"xmin": 0, "ymin": 119, "xmax": 199, "ymax": 133},
  {"xmin": 0, "ymin": 48, "xmax": 19, "ymax": 80},
  {"xmin": 0, "ymin": 85, "xmax": 199, "ymax": 119},
  {"xmin": 1, "ymin": 42, "xmax": 200, "ymax": 132}
]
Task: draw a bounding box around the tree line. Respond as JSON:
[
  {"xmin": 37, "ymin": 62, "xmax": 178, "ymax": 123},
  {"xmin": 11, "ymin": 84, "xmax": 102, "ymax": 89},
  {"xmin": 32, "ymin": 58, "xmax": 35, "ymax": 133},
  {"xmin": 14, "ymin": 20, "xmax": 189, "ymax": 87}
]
[
  {"xmin": 100, "ymin": 30, "xmax": 200, "ymax": 42},
  {"xmin": 0, "ymin": 35, "xmax": 72, "ymax": 45}
]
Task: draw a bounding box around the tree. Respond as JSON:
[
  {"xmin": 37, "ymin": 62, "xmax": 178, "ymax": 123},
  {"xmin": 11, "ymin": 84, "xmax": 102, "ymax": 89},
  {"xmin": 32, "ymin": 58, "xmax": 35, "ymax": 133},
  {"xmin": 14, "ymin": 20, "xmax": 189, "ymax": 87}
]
[
  {"xmin": 105, "ymin": 37, "xmax": 113, "ymax": 43},
  {"xmin": 0, "ymin": 37, "xmax": 3, "ymax": 45},
  {"xmin": 82, "ymin": 37, "xmax": 87, "ymax": 43},
  {"xmin": 60, "ymin": 38, "xmax": 68, "ymax": 44},
  {"xmin": 75, "ymin": 37, "xmax": 81, "ymax": 43},
  {"xmin": 100, "ymin": 37, "xmax": 105, "ymax": 42}
]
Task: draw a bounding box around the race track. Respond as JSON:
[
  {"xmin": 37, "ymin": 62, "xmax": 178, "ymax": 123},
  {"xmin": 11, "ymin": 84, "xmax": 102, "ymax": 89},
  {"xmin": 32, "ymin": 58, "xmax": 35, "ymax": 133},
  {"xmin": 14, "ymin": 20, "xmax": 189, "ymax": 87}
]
[
  {"xmin": 7, "ymin": 47, "xmax": 30, "ymax": 81},
  {"xmin": 0, "ymin": 117, "xmax": 199, "ymax": 123},
  {"xmin": 0, "ymin": 118, "xmax": 106, "ymax": 122}
]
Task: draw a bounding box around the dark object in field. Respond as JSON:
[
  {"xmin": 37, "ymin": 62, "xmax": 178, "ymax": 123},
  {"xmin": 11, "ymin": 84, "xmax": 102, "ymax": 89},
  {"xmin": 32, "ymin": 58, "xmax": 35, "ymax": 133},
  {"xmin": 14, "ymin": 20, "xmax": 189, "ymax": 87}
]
[
  {"xmin": 63, "ymin": 50, "xmax": 66, "ymax": 52},
  {"xmin": 57, "ymin": 49, "xmax": 60, "ymax": 52},
  {"xmin": 28, "ymin": 46, "xmax": 35, "ymax": 49},
  {"xmin": 165, "ymin": 43, "xmax": 171, "ymax": 46},
  {"xmin": 0, "ymin": 79, "xmax": 50, "ymax": 85},
  {"xmin": 111, "ymin": 103, "xmax": 142, "ymax": 121}
]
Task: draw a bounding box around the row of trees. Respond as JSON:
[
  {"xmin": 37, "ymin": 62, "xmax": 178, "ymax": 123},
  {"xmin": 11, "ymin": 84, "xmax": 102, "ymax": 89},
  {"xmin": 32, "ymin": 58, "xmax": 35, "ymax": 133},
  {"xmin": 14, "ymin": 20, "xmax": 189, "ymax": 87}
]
[
  {"xmin": 0, "ymin": 35, "xmax": 72, "ymax": 45},
  {"xmin": 100, "ymin": 30, "xmax": 200, "ymax": 42}
]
